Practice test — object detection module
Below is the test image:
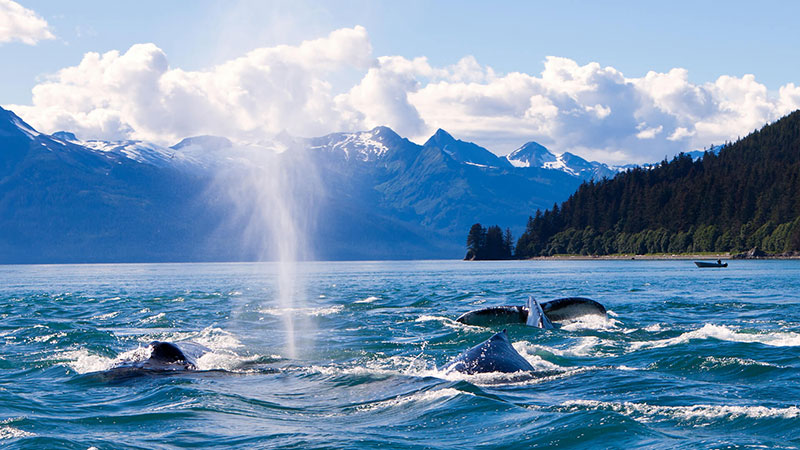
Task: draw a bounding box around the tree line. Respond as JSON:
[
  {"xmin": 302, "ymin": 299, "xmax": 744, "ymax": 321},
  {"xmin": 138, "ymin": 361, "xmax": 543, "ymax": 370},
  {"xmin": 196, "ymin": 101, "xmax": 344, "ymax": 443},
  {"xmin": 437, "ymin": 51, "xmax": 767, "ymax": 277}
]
[
  {"xmin": 465, "ymin": 224, "xmax": 514, "ymax": 260},
  {"xmin": 466, "ymin": 109, "xmax": 800, "ymax": 258}
]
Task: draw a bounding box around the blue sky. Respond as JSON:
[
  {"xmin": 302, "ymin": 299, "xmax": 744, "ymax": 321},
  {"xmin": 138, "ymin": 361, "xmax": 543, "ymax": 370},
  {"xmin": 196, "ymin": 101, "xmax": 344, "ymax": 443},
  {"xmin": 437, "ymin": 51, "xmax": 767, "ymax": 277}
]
[{"xmin": 2, "ymin": 0, "xmax": 800, "ymax": 163}]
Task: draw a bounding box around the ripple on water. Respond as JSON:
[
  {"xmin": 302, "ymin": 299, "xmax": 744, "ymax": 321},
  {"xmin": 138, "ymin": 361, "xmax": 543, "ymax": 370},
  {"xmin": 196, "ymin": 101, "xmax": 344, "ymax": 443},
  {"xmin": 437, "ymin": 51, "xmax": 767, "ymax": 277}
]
[{"xmin": 2, "ymin": 260, "xmax": 800, "ymax": 448}]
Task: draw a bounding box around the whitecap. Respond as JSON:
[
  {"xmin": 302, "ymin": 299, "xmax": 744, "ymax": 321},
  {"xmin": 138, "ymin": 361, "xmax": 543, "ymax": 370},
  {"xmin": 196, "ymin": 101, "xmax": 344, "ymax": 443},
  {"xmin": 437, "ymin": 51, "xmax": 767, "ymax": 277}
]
[
  {"xmin": 559, "ymin": 314, "xmax": 620, "ymax": 331},
  {"xmin": 0, "ymin": 426, "xmax": 34, "ymax": 440},
  {"xmin": 190, "ymin": 326, "xmax": 244, "ymax": 350},
  {"xmin": 517, "ymin": 336, "xmax": 615, "ymax": 358},
  {"xmin": 561, "ymin": 399, "xmax": 800, "ymax": 421},
  {"xmin": 356, "ymin": 388, "xmax": 469, "ymax": 412},
  {"xmin": 31, "ymin": 332, "xmax": 67, "ymax": 343},
  {"xmin": 700, "ymin": 355, "xmax": 780, "ymax": 369},
  {"xmin": 307, "ymin": 354, "xmax": 588, "ymax": 387},
  {"xmin": 414, "ymin": 315, "xmax": 483, "ymax": 332},
  {"xmin": 139, "ymin": 312, "xmax": 166, "ymax": 324},
  {"xmin": 643, "ymin": 323, "xmax": 663, "ymax": 332},
  {"xmin": 258, "ymin": 305, "xmax": 343, "ymax": 317},
  {"xmin": 90, "ymin": 311, "xmax": 119, "ymax": 320},
  {"xmin": 61, "ymin": 346, "xmax": 151, "ymax": 374},
  {"xmin": 630, "ymin": 323, "xmax": 800, "ymax": 351},
  {"xmin": 60, "ymin": 327, "xmax": 260, "ymax": 374}
]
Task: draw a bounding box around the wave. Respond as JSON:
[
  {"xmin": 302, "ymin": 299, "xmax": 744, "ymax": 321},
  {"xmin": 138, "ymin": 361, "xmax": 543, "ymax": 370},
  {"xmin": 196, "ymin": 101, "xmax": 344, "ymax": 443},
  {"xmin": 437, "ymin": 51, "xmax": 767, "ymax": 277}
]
[
  {"xmin": 558, "ymin": 315, "xmax": 621, "ymax": 332},
  {"xmin": 0, "ymin": 418, "xmax": 34, "ymax": 440},
  {"xmin": 62, "ymin": 346, "xmax": 152, "ymax": 374},
  {"xmin": 630, "ymin": 323, "xmax": 800, "ymax": 350},
  {"xmin": 90, "ymin": 311, "xmax": 119, "ymax": 321},
  {"xmin": 0, "ymin": 427, "xmax": 34, "ymax": 440},
  {"xmin": 139, "ymin": 312, "xmax": 166, "ymax": 324},
  {"xmin": 355, "ymin": 388, "xmax": 469, "ymax": 412},
  {"xmin": 700, "ymin": 355, "xmax": 782, "ymax": 370},
  {"xmin": 59, "ymin": 327, "xmax": 265, "ymax": 374},
  {"xmin": 560, "ymin": 399, "xmax": 800, "ymax": 422},
  {"xmin": 306, "ymin": 352, "xmax": 588, "ymax": 386},
  {"xmin": 516, "ymin": 336, "xmax": 615, "ymax": 358},
  {"xmin": 258, "ymin": 305, "xmax": 343, "ymax": 317},
  {"xmin": 414, "ymin": 315, "xmax": 484, "ymax": 332}
]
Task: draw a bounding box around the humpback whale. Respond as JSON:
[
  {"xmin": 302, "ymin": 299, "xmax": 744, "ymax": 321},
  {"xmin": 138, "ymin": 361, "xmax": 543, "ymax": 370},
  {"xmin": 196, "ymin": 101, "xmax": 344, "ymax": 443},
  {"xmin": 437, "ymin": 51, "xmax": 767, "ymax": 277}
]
[
  {"xmin": 442, "ymin": 329, "xmax": 534, "ymax": 374},
  {"xmin": 107, "ymin": 341, "xmax": 211, "ymax": 375},
  {"xmin": 456, "ymin": 296, "xmax": 606, "ymax": 328}
]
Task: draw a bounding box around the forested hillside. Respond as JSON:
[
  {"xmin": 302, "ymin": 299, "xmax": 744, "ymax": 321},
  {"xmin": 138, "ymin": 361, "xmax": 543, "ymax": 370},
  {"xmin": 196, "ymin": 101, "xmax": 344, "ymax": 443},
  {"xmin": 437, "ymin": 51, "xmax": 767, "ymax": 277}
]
[{"xmin": 515, "ymin": 110, "xmax": 800, "ymax": 256}]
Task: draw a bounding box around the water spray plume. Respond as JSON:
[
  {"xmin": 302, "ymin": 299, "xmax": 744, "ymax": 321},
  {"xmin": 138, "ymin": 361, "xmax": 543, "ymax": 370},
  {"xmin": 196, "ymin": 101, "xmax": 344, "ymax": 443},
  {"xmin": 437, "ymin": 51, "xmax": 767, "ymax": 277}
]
[{"xmin": 216, "ymin": 140, "xmax": 321, "ymax": 360}]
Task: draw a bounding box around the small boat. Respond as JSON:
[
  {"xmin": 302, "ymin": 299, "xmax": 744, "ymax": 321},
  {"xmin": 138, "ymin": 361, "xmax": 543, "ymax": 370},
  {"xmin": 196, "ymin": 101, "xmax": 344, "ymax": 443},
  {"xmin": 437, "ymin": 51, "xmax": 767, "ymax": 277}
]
[{"xmin": 694, "ymin": 261, "xmax": 728, "ymax": 268}]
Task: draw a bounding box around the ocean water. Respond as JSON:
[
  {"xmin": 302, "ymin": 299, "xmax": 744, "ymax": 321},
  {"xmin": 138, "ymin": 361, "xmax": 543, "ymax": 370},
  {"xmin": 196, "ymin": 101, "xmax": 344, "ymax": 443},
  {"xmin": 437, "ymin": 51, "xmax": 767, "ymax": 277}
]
[{"xmin": 2, "ymin": 260, "xmax": 800, "ymax": 449}]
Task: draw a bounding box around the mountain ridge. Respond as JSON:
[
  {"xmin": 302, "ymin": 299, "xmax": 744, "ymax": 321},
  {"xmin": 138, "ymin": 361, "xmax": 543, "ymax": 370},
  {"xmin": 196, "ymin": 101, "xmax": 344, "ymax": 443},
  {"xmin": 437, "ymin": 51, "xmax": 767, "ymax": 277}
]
[{"xmin": 0, "ymin": 105, "xmax": 720, "ymax": 262}]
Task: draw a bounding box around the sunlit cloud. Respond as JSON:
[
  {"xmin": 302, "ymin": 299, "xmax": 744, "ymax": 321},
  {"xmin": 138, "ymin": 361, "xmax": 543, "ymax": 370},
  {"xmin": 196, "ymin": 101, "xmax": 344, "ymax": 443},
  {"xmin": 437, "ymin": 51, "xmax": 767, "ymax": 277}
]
[
  {"xmin": 0, "ymin": 0, "xmax": 54, "ymax": 45},
  {"xmin": 7, "ymin": 26, "xmax": 800, "ymax": 164}
]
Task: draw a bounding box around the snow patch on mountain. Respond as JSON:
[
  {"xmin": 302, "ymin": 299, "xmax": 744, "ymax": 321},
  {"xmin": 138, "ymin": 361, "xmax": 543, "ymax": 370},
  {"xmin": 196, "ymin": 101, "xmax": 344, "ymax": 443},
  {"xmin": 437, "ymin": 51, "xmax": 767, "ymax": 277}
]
[
  {"xmin": 308, "ymin": 127, "xmax": 393, "ymax": 162},
  {"xmin": 12, "ymin": 116, "xmax": 40, "ymax": 139},
  {"xmin": 506, "ymin": 141, "xmax": 556, "ymax": 168},
  {"xmin": 78, "ymin": 139, "xmax": 201, "ymax": 168},
  {"xmin": 505, "ymin": 141, "xmax": 618, "ymax": 179},
  {"xmin": 542, "ymin": 155, "xmax": 577, "ymax": 175}
]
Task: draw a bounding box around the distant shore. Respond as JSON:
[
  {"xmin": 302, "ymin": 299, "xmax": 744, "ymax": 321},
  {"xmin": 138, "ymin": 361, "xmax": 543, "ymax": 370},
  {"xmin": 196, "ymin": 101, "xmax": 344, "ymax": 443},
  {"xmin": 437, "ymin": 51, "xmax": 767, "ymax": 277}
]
[{"xmin": 526, "ymin": 253, "xmax": 800, "ymax": 260}]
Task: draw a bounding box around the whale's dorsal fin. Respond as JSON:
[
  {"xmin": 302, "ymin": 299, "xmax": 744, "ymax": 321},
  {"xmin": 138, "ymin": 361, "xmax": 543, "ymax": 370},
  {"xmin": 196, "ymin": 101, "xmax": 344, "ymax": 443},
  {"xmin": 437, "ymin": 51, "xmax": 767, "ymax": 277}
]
[
  {"xmin": 149, "ymin": 341, "xmax": 188, "ymax": 363},
  {"xmin": 525, "ymin": 296, "xmax": 554, "ymax": 329}
]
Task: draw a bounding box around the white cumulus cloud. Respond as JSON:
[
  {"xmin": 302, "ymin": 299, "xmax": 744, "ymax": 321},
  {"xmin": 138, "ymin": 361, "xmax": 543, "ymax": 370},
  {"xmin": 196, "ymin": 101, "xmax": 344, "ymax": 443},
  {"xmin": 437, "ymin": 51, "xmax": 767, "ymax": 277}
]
[
  {"xmin": 9, "ymin": 26, "xmax": 373, "ymax": 143},
  {"xmin": 7, "ymin": 25, "xmax": 800, "ymax": 164},
  {"xmin": 0, "ymin": 0, "xmax": 54, "ymax": 45}
]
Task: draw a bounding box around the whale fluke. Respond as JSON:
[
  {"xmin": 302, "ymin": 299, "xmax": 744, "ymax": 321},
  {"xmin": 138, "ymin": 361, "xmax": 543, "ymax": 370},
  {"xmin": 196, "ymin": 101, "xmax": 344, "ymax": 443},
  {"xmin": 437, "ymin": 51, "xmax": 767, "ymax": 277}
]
[
  {"xmin": 525, "ymin": 297, "xmax": 554, "ymax": 329},
  {"xmin": 456, "ymin": 297, "xmax": 606, "ymax": 327},
  {"xmin": 540, "ymin": 297, "xmax": 606, "ymax": 322},
  {"xmin": 442, "ymin": 329, "xmax": 534, "ymax": 375}
]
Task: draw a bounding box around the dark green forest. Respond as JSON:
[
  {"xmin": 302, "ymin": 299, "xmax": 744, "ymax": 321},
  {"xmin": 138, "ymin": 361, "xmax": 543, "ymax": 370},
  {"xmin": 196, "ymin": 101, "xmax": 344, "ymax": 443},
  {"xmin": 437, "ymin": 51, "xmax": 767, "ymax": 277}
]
[
  {"xmin": 465, "ymin": 224, "xmax": 514, "ymax": 260},
  {"xmin": 509, "ymin": 110, "xmax": 800, "ymax": 257}
]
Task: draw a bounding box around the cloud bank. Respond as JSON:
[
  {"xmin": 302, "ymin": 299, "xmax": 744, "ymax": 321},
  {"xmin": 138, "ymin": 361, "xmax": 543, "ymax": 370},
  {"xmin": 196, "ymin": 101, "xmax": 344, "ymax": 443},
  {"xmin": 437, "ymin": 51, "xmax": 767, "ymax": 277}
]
[
  {"xmin": 0, "ymin": 0, "xmax": 54, "ymax": 45},
  {"xmin": 8, "ymin": 26, "xmax": 800, "ymax": 164}
]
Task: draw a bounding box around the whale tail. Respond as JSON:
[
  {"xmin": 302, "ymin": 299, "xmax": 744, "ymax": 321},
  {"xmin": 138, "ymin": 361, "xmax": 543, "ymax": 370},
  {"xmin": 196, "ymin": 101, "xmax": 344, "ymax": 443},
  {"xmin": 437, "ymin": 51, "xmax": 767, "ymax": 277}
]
[{"xmin": 525, "ymin": 296, "xmax": 554, "ymax": 329}]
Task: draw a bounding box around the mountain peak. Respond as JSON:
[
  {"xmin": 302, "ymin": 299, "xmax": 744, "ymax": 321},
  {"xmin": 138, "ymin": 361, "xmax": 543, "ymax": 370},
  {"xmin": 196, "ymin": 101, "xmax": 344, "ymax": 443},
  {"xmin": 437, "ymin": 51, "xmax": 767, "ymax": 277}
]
[
  {"xmin": 424, "ymin": 128, "xmax": 456, "ymax": 147},
  {"xmin": 422, "ymin": 129, "xmax": 510, "ymax": 169},
  {"xmin": 433, "ymin": 128, "xmax": 453, "ymax": 139},
  {"xmin": 506, "ymin": 141, "xmax": 556, "ymax": 168},
  {"xmin": 370, "ymin": 125, "xmax": 397, "ymax": 136},
  {"xmin": 171, "ymin": 135, "xmax": 233, "ymax": 151},
  {"xmin": 52, "ymin": 131, "xmax": 78, "ymax": 142}
]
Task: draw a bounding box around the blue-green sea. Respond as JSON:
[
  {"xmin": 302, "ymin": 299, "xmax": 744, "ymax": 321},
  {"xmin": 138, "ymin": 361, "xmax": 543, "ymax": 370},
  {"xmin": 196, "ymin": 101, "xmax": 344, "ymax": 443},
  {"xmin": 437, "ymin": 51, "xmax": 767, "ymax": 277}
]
[{"xmin": 2, "ymin": 260, "xmax": 800, "ymax": 449}]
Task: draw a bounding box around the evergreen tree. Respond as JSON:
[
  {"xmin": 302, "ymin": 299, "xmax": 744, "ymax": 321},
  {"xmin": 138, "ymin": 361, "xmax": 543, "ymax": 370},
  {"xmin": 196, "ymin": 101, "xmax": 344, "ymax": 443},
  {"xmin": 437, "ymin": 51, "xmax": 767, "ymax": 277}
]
[
  {"xmin": 503, "ymin": 228, "xmax": 514, "ymax": 259},
  {"xmin": 466, "ymin": 223, "xmax": 486, "ymax": 259},
  {"xmin": 505, "ymin": 110, "xmax": 800, "ymax": 256}
]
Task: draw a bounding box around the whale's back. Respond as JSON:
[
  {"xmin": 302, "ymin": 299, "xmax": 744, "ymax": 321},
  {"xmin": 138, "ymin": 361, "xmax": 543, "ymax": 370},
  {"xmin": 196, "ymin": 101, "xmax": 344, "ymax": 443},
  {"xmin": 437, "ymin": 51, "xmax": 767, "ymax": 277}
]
[{"xmin": 443, "ymin": 330, "xmax": 534, "ymax": 374}]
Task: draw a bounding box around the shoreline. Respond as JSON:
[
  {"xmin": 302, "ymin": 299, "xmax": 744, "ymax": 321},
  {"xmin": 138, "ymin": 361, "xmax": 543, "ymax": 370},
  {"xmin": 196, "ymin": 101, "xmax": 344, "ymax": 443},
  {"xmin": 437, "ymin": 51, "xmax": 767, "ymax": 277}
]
[{"xmin": 525, "ymin": 253, "xmax": 800, "ymax": 261}]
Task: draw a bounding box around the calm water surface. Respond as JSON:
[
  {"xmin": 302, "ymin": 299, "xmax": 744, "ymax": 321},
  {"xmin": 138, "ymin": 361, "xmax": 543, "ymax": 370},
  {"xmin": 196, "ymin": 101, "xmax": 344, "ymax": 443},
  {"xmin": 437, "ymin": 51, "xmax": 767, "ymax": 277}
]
[{"xmin": 1, "ymin": 260, "xmax": 800, "ymax": 449}]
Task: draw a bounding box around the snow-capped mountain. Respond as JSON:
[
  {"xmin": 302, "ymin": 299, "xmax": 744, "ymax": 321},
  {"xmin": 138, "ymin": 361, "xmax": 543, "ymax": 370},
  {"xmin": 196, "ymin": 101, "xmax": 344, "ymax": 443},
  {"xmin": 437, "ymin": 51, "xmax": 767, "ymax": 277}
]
[
  {"xmin": 50, "ymin": 129, "xmax": 203, "ymax": 169},
  {"xmin": 1, "ymin": 104, "xmax": 691, "ymax": 262},
  {"xmin": 505, "ymin": 141, "xmax": 620, "ymax": 180},
  {"xmin": 506, "ymin": 141, "xmax": 556, "ymax": 168},
  {"xmin": 307, "ymin": 126, "xmax": 404, "ymax": 163}
]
